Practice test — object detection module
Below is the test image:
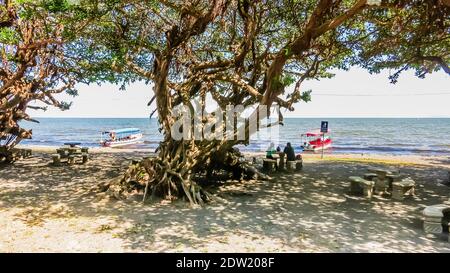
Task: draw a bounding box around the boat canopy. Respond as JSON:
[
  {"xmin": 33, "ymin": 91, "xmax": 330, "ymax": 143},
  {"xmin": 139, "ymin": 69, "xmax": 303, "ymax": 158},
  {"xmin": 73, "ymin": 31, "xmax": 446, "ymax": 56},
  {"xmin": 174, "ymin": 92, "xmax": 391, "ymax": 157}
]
[
  {"xmin": 102, "ymin": 128, "xmax": 141, "ymax": 135},
  {"xmin": 302, "ymin": 129, "xmax": 331, "ymax": 137}
]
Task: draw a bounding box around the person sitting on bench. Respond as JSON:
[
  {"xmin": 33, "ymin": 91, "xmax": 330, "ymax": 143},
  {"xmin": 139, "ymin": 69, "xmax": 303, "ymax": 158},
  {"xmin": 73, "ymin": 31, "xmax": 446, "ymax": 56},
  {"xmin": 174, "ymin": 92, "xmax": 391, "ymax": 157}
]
[
  {"xmin": 283, "ymin": 142, "xmax": 296, "ymax": 161},
  {"xmin": 266, "ymin": 142, "xmax": 276, "ymax": 159}
]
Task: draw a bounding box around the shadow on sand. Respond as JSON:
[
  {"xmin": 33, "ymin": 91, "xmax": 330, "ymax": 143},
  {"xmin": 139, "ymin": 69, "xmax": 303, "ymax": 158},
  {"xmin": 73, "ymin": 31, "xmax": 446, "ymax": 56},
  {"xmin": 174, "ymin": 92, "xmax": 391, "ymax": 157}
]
[{"xmin": 0, "ymin": 153, "xmax": 449, "ymax": 252}]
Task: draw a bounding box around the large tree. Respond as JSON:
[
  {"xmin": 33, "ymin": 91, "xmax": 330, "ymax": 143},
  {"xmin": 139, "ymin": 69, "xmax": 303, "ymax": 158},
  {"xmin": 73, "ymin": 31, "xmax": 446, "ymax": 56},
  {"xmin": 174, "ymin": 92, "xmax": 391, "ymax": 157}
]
[
  {"xmin": 75, "ymin": 0, "xmax": 448, "ymax": 204},
  {"xmin": 4, "ymin": 1, "xmax": 447, "ymax": 203},
  {"xmin": 0, "ymin": 0, "xmax": 88, "ymax": 162}
]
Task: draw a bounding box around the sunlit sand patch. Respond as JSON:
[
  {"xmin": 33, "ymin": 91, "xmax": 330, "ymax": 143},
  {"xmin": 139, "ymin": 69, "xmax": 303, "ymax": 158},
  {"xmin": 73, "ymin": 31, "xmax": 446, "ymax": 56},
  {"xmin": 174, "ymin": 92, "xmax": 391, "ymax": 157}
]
[{"xmin": 0, "ymin": 211, "xmax": 125, "ymax": 252}]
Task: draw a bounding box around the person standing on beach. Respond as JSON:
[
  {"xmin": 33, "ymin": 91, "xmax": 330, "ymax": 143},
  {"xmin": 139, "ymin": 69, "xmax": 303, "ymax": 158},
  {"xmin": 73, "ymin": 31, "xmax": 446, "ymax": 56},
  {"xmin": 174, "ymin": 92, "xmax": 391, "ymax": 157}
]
[{"xmin": 284, "ymin": 142, "xmax": 296, "ymax": 161}]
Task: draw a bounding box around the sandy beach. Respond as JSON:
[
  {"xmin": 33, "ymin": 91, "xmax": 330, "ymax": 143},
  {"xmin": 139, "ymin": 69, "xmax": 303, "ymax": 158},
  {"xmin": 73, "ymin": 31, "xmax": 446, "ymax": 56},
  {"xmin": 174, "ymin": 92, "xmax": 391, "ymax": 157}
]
[{"xmin": 0, "ymin": 146, "xmax": 449, "ymax": 252}]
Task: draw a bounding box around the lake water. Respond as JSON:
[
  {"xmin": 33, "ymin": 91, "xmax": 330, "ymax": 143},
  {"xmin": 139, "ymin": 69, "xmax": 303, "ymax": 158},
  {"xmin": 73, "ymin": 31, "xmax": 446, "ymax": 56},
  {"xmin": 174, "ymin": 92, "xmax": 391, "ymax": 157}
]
[{"xmin": 19, "ymin": 118, "xmax": 450, "ymax": 156}]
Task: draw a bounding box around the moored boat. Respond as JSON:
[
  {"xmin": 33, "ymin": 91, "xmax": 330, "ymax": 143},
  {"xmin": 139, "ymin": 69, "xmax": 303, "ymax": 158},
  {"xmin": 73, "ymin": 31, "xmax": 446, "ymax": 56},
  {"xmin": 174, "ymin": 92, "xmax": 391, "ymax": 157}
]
[
  {"xmin": 301, "ymin": 129, "xmax": 332, "ymax": 152},
  {"xmin": 100, "ymin": 128, "xmax": 143, "ymax": 147}
]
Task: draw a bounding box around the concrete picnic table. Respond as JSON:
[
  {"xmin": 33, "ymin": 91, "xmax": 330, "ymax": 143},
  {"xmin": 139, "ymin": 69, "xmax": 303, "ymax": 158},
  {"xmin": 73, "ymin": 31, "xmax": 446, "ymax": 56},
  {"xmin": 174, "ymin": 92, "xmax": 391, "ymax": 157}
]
[
  {"xmin": 263, "ymin": 152, "xmax": 301, "ymax": 172},
  {"xmin": 367, "ymin": 167, "xmax": 399, "ymax": 193},
  {"xmin": 270, "ymin": 152, "xmax": 286, "ymax": 169},
  {"xmin": 53, "ymin": 143, "xmax": 89, "ymax": 165},
  {"xmin": 367, "ymin": 167, "xmax": 397, "ymax": 173}
]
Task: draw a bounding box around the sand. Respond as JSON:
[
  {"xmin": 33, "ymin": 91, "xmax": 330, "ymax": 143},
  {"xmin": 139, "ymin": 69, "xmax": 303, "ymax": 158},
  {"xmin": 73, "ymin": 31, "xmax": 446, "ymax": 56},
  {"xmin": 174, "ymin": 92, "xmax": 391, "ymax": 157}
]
[{"xmin": 0, "ymin": 146, "xmax": 449, "ymax": 252}]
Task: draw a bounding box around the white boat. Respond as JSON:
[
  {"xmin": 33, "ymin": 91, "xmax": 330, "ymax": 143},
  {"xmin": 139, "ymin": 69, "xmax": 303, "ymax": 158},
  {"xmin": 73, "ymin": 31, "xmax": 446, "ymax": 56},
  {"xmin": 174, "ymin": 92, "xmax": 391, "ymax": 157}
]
[{"xmin": 100, "ymin": 128, "xmax": 143, "ymax": 148}]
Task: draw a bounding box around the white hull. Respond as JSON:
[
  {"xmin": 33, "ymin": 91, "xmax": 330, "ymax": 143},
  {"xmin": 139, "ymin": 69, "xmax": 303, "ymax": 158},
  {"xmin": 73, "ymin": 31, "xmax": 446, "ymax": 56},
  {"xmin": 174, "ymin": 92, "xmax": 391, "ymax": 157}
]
[
  {"xmin": 101, "ymin": 134, "xmax": 143, "ymax": 148},
  {"xmin": 304, "ymin": 143, "xmax": 332, "ymax": 152}
]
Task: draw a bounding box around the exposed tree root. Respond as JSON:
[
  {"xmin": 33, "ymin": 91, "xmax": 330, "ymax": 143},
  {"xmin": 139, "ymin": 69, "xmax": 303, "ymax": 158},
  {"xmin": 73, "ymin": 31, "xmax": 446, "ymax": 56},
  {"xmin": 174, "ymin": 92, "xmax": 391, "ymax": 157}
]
[
  {"xmin": 102, "ymin": 157, "xmax": 212, "ymax": 205},
  {"xmin": 100, "ymin": 145, "xmax": 270, "ymax": 206}
]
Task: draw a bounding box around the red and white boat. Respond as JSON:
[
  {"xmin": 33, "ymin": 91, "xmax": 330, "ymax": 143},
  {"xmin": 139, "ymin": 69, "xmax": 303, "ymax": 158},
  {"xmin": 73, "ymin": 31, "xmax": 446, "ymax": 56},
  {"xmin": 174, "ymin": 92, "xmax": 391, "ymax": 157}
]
[{"xmin": 301, "ymin": 129, "xmax": 332, "ymax": 152}]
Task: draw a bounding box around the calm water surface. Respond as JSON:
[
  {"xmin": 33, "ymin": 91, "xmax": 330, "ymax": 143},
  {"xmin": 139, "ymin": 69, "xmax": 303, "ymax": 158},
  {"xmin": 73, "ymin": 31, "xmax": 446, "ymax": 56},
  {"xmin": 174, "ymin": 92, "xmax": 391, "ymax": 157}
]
[{"xmin": 19, "ymin": 118, "xmax": 450, "ymax": 156}]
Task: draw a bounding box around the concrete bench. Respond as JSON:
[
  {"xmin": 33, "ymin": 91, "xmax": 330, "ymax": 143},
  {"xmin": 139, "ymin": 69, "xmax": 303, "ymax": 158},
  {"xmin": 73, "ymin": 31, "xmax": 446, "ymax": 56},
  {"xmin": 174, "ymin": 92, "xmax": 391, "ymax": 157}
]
[
  {"xmin": 386, "ymin": 174, "xmax": 403, "ymax": 189},
  {"xmin": 278, "ymin": 153, "xmax": 285, "ymax": 171},
  {"xmin": 373, "ymin": 177, "xmax": 390, "ymax": 194},
  {"xmin": 386, "ymin": 174, "xmax": 402, "ymax": 182},
  {"xmin": 82, "ymin": 153, "xmax": 88, "ymax": 164},
  {"xmin": 296, "ymin": 160, "xmax": 303, "ymax": 171},
  {"xmin": 363, "ymin": 173, "xmax": 378, "ymax": 181},
  {"xmin": 54, "ymin": 145, "xmax": 89, "ymax": 165},
  {"xmin": 52, "ymin": 154, "xmax": 61, "ymax": 166},
  {"xmin": 262, "ymin": 159, "xmax": 277, "ymax": 172},
  {"xmin": 285, "ymin": 160, "xmax": 302, "ymax": 172},
  {"xmin": 56, "ymin": 148, "xmax": 68, "ymax": 157},
  {"xmin": 391, "ymin": 178, "xmax": 415, "ymax": 200},
  {"xmin": 422, "ymin": 204, "xmax": 450, "ymax": 234},
  {"xmin": 349, "ymin": 176, "xmax": 375, "ymax": 198},
  {"xmin": 68, "ymin": 155, "xmax": 75, "ymax": 165},
  {"xmin": 22, "ymin": 149, "xmax": 32, "ymax": 158},
  {"xmin": 53, "ymin": 152, "xmax": 87, "ymax": 165}
]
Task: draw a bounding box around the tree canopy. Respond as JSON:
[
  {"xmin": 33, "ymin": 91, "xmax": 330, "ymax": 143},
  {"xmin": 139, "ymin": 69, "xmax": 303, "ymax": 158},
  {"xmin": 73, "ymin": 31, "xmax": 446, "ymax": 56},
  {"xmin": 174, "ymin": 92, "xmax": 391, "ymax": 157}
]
[{"xmin": 0, "ymin": 0, "xmax": 86, "ymax": 151}]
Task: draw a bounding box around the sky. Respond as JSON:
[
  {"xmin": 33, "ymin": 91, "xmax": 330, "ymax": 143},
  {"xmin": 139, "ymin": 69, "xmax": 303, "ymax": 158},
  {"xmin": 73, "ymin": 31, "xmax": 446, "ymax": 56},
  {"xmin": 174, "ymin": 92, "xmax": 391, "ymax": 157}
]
[{"xmin": 29, "ymin": 67, "xmax": 450, "ymax": 118}]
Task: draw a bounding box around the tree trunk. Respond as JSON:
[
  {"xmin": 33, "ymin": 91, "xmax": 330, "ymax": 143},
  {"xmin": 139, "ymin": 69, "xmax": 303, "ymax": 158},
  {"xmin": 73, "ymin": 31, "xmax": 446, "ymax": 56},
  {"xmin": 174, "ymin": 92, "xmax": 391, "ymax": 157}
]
[{"xmin": 108, "ymin": 134, "xmax": 255, "ymax": 205}]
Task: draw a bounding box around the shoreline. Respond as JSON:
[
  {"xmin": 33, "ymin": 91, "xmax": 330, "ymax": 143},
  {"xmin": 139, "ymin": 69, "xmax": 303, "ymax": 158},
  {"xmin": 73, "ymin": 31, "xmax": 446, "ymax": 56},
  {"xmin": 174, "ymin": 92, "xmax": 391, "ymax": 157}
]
[
  {"xmin": 15, "ymin": 144, "xmax": 150, "ymax": 154},
  {"xmin": 16, "ymin": 144, "xmax": 450, "ymax": 168}
]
